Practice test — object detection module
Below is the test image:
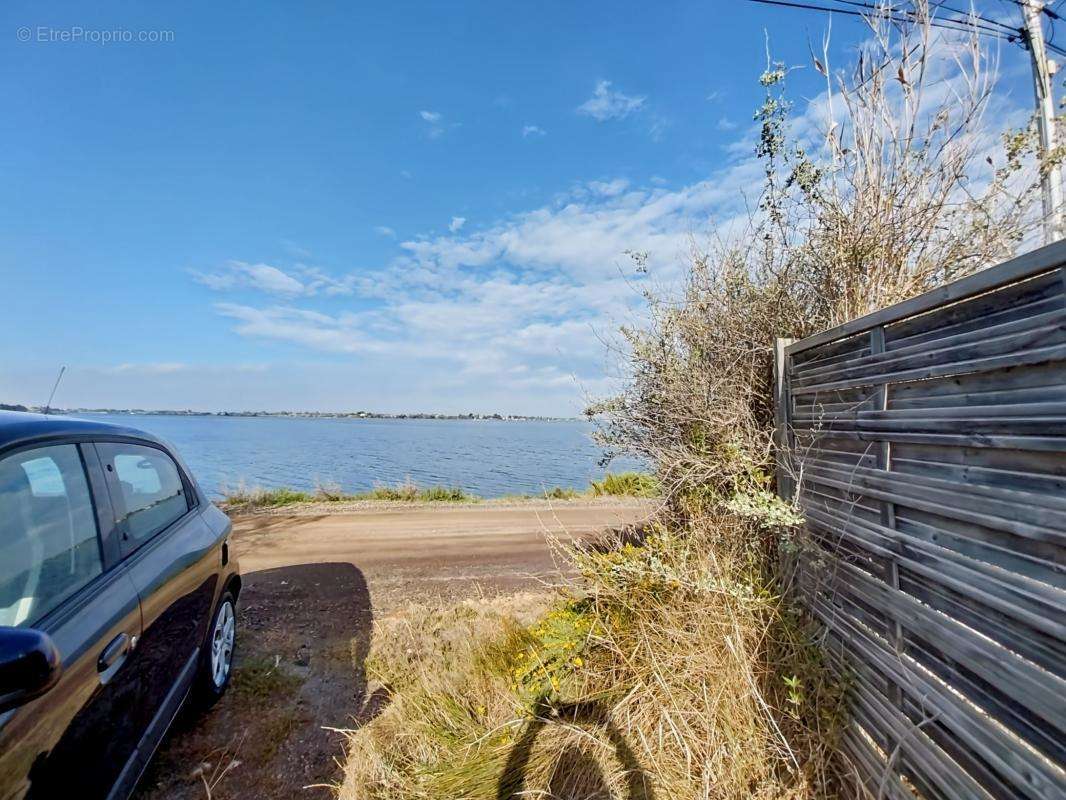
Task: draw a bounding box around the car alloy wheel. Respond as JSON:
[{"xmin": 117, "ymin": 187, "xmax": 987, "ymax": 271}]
[{"xmin": 210, "ymin": 599, "xmax": 235, "ymax": 689}]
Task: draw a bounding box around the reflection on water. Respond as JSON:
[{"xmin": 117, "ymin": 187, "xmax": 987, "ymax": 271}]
[{"xmin": 78, "ymin": 414, "xmax": 640, "ymax": 499}]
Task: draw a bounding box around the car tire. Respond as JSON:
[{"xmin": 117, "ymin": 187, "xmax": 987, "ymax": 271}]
[{"xmin": 195, "ymin": 590, "xmax": 237, "ymax": 708}]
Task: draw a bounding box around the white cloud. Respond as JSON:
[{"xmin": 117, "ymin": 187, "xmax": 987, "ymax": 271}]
[
  {"xmin": 193, "ymin": 261, "xmax": 357, "ymax": 298},
  {"xmin": 107, "ymin": 362, "xmax": 189, "ymax": 375},
  {"xmin": 706, "ymin": 90, "xmax": 722, "ymax": 102},
  {"xmin": 191, "ymin": 271, "xmax": 237, "ymax": 290},
  {"xmin": 242, "ymin": 263, "xmax": 305, "ymax": 295},
  {"xmin": 375, "ymin": 225, "xmax": 396, "ymax": 238},
  {"xmin": 193, "ymin": 261, "xmax": 305, "ymax": 296},
  {"xmin": 419, "ymin": 110, "xmax": 458, "ymax": 139},
  {"xmin": 195, "ymin": 39, "xmax": 1029, "ymax": 414},
  {"xmin": 587, "ymin": 178, "xmax": 629, "ymax": 197},
  {"xmin": 716, "ymin": 117, "xmax": 738, "ymax": 131},
  {"xmin": 648, "ymin": 114, "xmax": 669, "ymax": 141},
  {"xmin": 522, "ymin": 124, "xmax": 547, "ymax": 137},
  {"xmin": 449, "ymin": 216, "xmax": 466, "ymax": 232},
  {"xmin": 400, "ymin": 170, "xmax": 413, "ymax": 179},
  {"xmin": 577, "ymin": 80, "xmax": 645, "ymax": 122},
  {"xmin": 281, "ymin": 240, "xmax": 312, "ymax": 259}
]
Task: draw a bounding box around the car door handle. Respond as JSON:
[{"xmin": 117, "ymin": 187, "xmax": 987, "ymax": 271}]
[{"xmin": 98, "ymin": 633, "xmax": 130, "ymax": 673}]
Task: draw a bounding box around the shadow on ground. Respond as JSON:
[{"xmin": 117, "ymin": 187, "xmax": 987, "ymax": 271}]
[
  {"xmin": 496, "ymin": 699, "xmax": 655, "ymax": 800},
  {"xmin": 136, "ymin": 561, "xmax": 383, "ymax": 800}
]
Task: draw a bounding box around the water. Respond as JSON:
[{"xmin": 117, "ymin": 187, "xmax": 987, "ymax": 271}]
[{"xmin": 78, "ymin": 414, "xmax": 638, "ymax": 499}]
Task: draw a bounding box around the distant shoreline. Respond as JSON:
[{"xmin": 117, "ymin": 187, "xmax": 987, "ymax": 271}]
[{"xmin": 0, "ymin": 405, "xmax": 576, "ymax": 422}]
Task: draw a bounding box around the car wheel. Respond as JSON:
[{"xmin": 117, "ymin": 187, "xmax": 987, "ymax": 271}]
[{"xmin": 196, "ymin": 591, "xmax": 236, "ymax": 708}]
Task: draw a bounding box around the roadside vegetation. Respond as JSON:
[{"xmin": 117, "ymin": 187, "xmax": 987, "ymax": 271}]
[
  {"xmin": 337, "ymin": 5, "xmax": 1049, "ymax": 799},
  {"xmin": 220, "ymin": 472, "xmax": 658, "ymax": 513},
  {"xmin": 589, "ymin": 471, "xmax": 658, "ymax": 498}
]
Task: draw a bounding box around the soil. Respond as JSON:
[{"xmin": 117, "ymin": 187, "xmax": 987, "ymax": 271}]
[{"xmin": 133, "ymin": 500, "xmax": 649, "ymax": 800}]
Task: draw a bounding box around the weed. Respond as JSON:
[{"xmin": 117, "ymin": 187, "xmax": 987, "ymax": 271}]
[
  {"xmin": 220, "ymin": 485, "xmax": 313, "ymax": 512},
  {"xmin": 590, "ymin": 472, "xmax": 659, "ymax": 498},
  {"xmin": 232, "ymin": 656, "xmax": 303, "ymax": 700}
]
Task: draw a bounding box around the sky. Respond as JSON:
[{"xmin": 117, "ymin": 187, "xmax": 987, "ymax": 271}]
[{"xmin": 0, "ymin": 1, "xmax": 1038, "ymax": 415}]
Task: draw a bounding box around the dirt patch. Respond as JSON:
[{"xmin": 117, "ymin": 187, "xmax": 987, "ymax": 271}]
[
  {"xmin": 136, "ymin": 562, "xmax": 376, "ymax": 800},
  {"xmin": 133, "ymin": 503, "xmax": 647, "ymax": 799}
]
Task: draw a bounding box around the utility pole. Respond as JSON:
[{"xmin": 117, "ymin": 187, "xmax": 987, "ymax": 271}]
[{"xmin": 1022, "ymin": 0, "xmax": 1064, "ymax": 243}]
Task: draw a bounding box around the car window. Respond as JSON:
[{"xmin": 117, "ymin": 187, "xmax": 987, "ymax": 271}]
[
  {"xmin": 0, "ymin": 444, "xmax": 103, "ymax": 627},
  {"xmin": 101, "ymin": 444, "xmax": 189, "ymax": 545}
]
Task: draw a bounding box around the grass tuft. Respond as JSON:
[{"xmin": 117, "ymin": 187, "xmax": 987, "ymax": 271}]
[
  {"xmin": 338, "ymin": 512, "xmax": 844, "ymax": 799},
  {"xmin": 221, "ymin": 473, "xmax": 657, "ymax": 512},
  {"xmin": 220, "ymin": 485, "xmax": 313, "ymax": 512},
  {"xmin": 360, "ymin": 480, "xmax": 476, "ymax": 503},
  {"xmin": 590, "ymin": 471, "xmax": 659, "ymax": 498}
]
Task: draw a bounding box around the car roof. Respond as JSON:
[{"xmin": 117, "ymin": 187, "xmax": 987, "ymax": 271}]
[{"xmin": 0, "ymin": 410, "xmax": 167, "ymax": 452}]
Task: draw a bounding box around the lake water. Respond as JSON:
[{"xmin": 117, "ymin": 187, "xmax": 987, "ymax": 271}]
[{"xmin": 78, "ymin": 413, "xmax": 637, "ymax": 499}]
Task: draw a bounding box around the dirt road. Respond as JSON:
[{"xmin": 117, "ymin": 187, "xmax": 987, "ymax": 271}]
[
  {"xmin": 136, "ymin": 500, "xmax": 649, "ymax": 800},
  {"xmin": 234, "ymin": 501, "xmax": 650, "ymax": 601}
]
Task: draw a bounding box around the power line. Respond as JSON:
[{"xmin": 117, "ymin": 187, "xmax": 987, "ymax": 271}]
[
  {"xmin": 747, "ymin": 0, "xmax": 1066, "ymax": 242},
  {"xmin": 931, "ymin": 0, "xmax": 1015, "ymax": 24},
  {"xmin": 749, "ymin": 0, "xmax": 1066, "ymax": 56},
  {"xmin": 747, "ymin": 0, "xmax": 1016, "ymax": 41}
]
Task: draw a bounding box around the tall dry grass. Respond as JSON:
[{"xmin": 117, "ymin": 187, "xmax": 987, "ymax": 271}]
[{"xmin": 339, "ymin": 517, "xmax": 844, "ymax": 799}]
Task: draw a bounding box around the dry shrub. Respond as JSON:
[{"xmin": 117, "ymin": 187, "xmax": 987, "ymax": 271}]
[
  {"xmin": 591, "ymin": 2, "xmax": 1043, "ymax": 499},
  {"xmin": 338, "ymin": 519, "xmax": 843, "ymax": 800},
  {"xmin": 339, "ymin": 593, "xmax": 552, "ymax": 797}
]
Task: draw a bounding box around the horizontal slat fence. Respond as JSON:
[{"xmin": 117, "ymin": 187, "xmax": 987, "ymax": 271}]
[{"xmin": 775, "ymin": 240, "xmax": 1066, "ymax": 799}]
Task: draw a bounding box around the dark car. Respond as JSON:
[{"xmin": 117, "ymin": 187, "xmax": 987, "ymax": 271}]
[{"xmin": 0, "ymin": 412, "xmax": 240, "ymax": 800}]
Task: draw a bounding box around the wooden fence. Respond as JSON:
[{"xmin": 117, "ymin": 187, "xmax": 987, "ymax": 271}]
[{"xmin": 774, "ymin": 240, "xmax": 1066, "ymax": 799}]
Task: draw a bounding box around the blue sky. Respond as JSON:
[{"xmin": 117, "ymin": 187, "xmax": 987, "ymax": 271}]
[{"xmin": 0, "ymin": 1, "xmax": 1033, "ymax": 414}]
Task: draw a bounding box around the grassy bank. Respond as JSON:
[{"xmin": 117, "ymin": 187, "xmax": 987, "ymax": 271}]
[
  {"xmin": 220, "ymin": 472, "xmax": 657, "ymax": 513},
  {"xmin": 338, "ymin": 507, "xmax": 842, "ymax": 799}
]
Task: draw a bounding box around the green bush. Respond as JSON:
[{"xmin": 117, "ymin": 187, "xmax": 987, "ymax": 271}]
[
  {"xmin": 590, "ymin": 471, "xmax": 659, "ymax": 498},
  {"xmin": 416, "ymin": 485, "xmax": 474, "ymax": 502},
  {"xmin": 545, "ymin": 486, "xmax": 582, "ymax": 499},
  {"xmin": 221, "ymin": 486, "xmax": 313, "ymax": 511}
]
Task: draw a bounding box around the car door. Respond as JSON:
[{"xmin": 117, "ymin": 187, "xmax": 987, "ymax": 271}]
[
  {"xmin": 0, "ymin": 442, "xmax": 143, "ymax": 800},
  {"xmin": 94, "ymin": 441, "xmax": 223, "ymax": 770}
]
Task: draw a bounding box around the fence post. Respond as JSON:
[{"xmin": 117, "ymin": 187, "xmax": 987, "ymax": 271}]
[{"xmin": 773, "ymin": 337, "xmax": 795, "ymax": 501}]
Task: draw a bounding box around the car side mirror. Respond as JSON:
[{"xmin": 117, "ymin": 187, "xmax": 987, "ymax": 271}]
[{"xmin": 0, "ymin": 627, "xmax": 61, "ymax": 714}]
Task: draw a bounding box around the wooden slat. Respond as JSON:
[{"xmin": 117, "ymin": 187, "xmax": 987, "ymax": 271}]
[
  {"xmin": 893, "ymin": 510, "xmax": 1065, "ymax": 589},
  {"xmin": 805, "ymin": 503, "xmax": 1066, "ymax": 675},
  {"xmin": 888, "ymin": 360, "xmax": 1066, "ymax": 407},
  {"xmin": 890, "ymin": 383, "xmax": 1066, "ymax": 410},
  {"xmin": 891, "ymin": 455, "xmax": 1066, "ymax": 498},
  {"xmin": 804, "ymin": 456, "xmax": 1066, "ymax": 515},
  {"xmin": 793, "ymin": 308, "xmax": 1066, "ymax": 385},
  {"xmin": 787, "ymin": 238, "xmax": 1066, "ymax": 356},
  {"xmin": 779, "ymin": 243, "xmax": 1066, "ymax": 799},
  {"xmin": 792, "ymin": 342, "xmax": 1066, "ymax": 396},
  {"xmin": 804, "ymin": 505, "xmax": 1066, "ymax": 635},
  {"xmin": 885, "ymin": 271, "xmax": 1064, "ymax": 350},
  {"xmin": 793, "ymin": 315, "xmax": 1066, "ymax": 390},
  {"xmin": 818, "ymin": 557, "xmax": 1066, "ymax": 740},
  {"xmin": 801, "ymin": 460, "xmax": 1066, "ymax": 546},
  {"xmin": 846, "ymin": 665, "xmax": 997, "ymax": 800},
  {"xmin": 796, "ymin": 427, "xmax": 1066, "ymax": 452},
  {"xmin": 834, "ymin": 646, "xmax": 1038, "ymax": 800},
  {"xmin": 809, "ymin": 597, "xmax": 1066, "ymax": 799}
]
